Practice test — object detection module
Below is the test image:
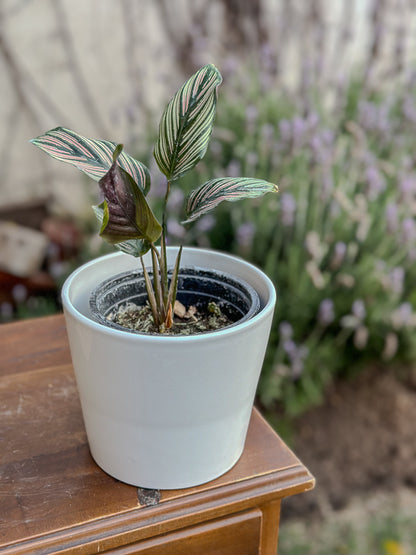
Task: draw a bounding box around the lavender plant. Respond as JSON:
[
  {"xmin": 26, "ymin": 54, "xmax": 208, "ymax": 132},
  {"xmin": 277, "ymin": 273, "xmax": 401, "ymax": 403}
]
[
  {"xmin": 177, "ymin": 73, "xmax": 416, "ymax": 415},
  {"xmin": 31, "ymin": 64, "xmax": 278, "ymax": 332}
]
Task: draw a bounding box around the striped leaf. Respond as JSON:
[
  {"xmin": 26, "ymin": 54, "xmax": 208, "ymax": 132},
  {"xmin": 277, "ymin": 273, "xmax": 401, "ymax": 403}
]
[
  {"xmin": 154, "ymin": 64, "xmax": 222, "ymax": 181},
  {"xmin": 184, "ymin": 178, "xmax": 279, "ymax": 223},
  {"xmin": 97, "ymin": 148, "xmax": 161, "ymax": 245},
  {"xmin": 31, "ymin": 127, "xmax": 150, "ymax": 194}
]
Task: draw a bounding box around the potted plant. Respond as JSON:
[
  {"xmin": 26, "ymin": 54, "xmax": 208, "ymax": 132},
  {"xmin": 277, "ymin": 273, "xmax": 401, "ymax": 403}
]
[{"xmin": 31, "ymin": 64, "xmax": 278, "ymax": 489}]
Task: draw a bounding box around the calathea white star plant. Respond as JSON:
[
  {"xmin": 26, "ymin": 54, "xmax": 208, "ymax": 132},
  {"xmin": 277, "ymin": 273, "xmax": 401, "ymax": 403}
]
[{"xmin": 31, "ymin": 64, "xmax": 278, "ymax": 333}]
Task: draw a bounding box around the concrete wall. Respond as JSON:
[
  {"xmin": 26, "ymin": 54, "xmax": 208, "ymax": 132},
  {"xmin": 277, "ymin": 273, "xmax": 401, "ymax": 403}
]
[{"xmin": 1, "ymin": 0, "xmax": 415, "ymax": 217}]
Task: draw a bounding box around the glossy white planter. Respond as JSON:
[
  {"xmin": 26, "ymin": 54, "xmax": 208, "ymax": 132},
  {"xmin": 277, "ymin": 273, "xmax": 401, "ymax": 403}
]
[{"xmin": 62, "ymin": 248, "xmax": 276, "ymax": 489}]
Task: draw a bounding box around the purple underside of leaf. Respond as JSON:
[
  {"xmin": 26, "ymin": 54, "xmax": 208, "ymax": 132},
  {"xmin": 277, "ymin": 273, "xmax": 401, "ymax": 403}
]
[
  {"xmin": 99, "ymin": 164, "xmax": 137, "ymax": 240},
  {"xmin": 92, "ymin": 204, "xmax": 151, "ymax": 257},
  {"xmin": 98, "ymin": 161, "xmax": 162, "ymax": 245}
]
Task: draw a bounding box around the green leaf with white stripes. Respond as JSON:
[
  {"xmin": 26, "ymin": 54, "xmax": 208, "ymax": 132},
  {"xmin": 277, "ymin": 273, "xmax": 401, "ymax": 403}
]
[
  {"xmin": 31, "ymin": 127, "xmax": 150, "ymax": 194},
  {"xmin": 184, "ymin": 177, "xmax": 279, "ymax": 223},
  {"xmin": 154, "ymin": 64, "xmax": 222, "ymax": 182}
]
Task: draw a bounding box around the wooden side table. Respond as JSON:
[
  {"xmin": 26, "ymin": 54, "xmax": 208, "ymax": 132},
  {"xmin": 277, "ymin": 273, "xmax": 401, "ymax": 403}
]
[{"xmin": 0, "ymin": 315, "xmax": 314, "ymax": 554}]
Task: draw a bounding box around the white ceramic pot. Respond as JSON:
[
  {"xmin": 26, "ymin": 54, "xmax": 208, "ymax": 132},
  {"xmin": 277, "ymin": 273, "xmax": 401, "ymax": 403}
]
[{"xmin": 62, "ymin": 247, "xmax": 276, "ymax": 489}]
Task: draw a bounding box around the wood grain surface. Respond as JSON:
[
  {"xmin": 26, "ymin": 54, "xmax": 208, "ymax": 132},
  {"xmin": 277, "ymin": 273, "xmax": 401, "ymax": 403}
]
[{"xmin": 0, "ymin": 314, "xmax": 314, "ymax": 554}]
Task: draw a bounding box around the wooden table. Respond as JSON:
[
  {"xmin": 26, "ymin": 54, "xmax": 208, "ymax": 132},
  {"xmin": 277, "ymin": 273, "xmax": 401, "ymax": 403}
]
[{"xmin": 0, "ymin": 315, "xmax": 314, "ymax": 554}]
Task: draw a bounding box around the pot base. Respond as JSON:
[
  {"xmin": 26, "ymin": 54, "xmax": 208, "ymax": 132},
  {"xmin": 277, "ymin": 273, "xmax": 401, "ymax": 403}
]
[
  {"xmin": 62, "ymin": 248, "xmax": 276, "ymax": 489},
  {"xmin": 87, "ymin": 417, "xmax": 248, "ymax": 490}
]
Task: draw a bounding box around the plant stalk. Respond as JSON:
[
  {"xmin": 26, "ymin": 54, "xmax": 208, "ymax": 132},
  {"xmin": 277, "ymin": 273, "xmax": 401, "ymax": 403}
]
[{"xmin": 161, "ymin": 180, "xmax": 172, "ymax": 306}]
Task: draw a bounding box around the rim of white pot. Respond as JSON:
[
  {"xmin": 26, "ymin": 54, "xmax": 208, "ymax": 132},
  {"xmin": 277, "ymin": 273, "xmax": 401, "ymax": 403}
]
[{"xmin": 61, "ymin": 247, "xmax": 276, "ymax": 343}]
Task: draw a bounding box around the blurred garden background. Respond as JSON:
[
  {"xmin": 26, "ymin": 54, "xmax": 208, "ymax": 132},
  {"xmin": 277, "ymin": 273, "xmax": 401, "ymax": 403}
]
[{"xmin": 1, "ymin": 0, "xmax": 416, "ymax": 552}]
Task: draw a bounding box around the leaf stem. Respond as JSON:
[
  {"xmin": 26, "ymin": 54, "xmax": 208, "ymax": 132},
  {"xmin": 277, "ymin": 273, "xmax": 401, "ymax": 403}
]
[
  {"xmin": 140, "ymin": 255, "xmax": 159, "ymax": 328},
  {"xmin": 162, "ymin": 179, "xmax": 172, "ymax": 231},
  {"xmin": 151, "ymin": 245, "xmax": 165, "ymax": 321},
  {"xmin": 161, "ymin": 179, "xmax": 172, "ymax": 305}
]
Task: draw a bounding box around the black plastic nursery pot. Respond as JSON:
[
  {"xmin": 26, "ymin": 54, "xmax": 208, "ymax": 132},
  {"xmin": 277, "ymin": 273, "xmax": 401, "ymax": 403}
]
[{"xmin": 89, "ymin": 267, "xmax": 261, "ymax": 334}]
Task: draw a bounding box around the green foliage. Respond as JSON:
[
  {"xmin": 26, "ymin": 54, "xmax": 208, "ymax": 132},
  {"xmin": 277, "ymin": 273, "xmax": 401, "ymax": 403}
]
[
  {"xmin": 30, "ymin": 127, "xmax": 150, "ymax": 193},
  {"xmin": 31, "ymin": 64, "xmax": 278, "ymax": 332},
  {"xmin": 154, "ymin": 64, "xmax": 222, "ymax": 181},
  {"xmin": 184, "ymin": 177, "xmax": 278, "ymax": 223},
  {"xmin": 279, "ymin": 508, "xmax": 416, "ymax": 555},
  {"xmin": 168, "ymin": 74, "xmax": 416, "ymax": 414}
]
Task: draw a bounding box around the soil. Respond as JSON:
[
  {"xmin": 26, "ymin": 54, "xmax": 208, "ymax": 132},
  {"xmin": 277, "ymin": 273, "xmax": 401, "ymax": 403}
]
[
  {"xmin": 281, "ymin": 366, "xmax": 416, "ymax": 520},
  {"xmin": 111, "ymin": 300, "xmax": 233, "ymax": 335}
]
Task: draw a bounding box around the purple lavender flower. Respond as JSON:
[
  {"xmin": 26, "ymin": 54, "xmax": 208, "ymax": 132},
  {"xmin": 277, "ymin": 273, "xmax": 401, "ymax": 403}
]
[
  {"xmin": 401, "ymin": 218, "xmax": 416, "ymax": 243},
  {"xmin": 310, "ymin": 129, "xmax": 334, "ymax": 166},
  {"xmin": 402, "ymin": 96, "xmax": 416, "ymax": 123},
  {"xmin": 280, "ymin": 192, "xmax": 296, "ymax": 226},
  {"xmin": 307, "ymin": 112, "xmax": 319, "ymax": 130},
  {"xmin": 310, "ymin": 135, "xmax": 326, "ymax": 165},
  {"xmin": 365, "ymin": 165, "xmax": 386, "ymax": 200},
  {"xmin": 389, "ymin": 267, "xmax": 405, "ymax": 295},
  {"xmin": 150, "ymin": 171, "xmax": 168, "ymax": 200},
  {"xmin": 352, "ymin": 299, "xmax": 366, "ymax": 321},
  {"xmin": 335, "ymin": 241, "xmax": 347, "ymax": 259},
  {"xmin": 278, "ymin": 119, "xmax": 292, "ymax": 143},
  {"xmin": 226, "ymin": 159, "xmax": 241, "ymax": 177},
  {"xmin": 283, "ymin": 339, "xmax": 296, "ymax": 357},
  {"xmin": 291, "ymin": 357, "xmax": 307, "ymax": 379},
  {"xmin": 399, "ymin": 302, "xmax": 413, "ymax": 321},
  {"xmin": 279, "ymin": 321, "xmax": 293, "ymax": 340},
  {"xmin": 261, "ymin": 123, "xmax": 275, "ymax": 143},
  {"xmin": 321, "ymin": 128, "xmax": 335, "ymax": 144},
  {"xmin": 330, "ymin": 241, "xmax": 347, "ymax": 269},
  {"xmin": 385, "ymin": 202, "xmax": 399, "ymax": 233},
  {"xmin": 358, "ymin": 100, "xmax": 391, "ymax": 135},
  {"xmin": 391, "ymin": 302, "xmax": 413, "ymax": 328},
  {"xmin": 167, "ymin": 218, "xmax": 186, "ymax": 239},
  {"xmin": 283, "ymin": 341, "xmax": 309, "ymax": 379},
  {"xmin": 292, "ymin": 116, "xmax": 307, "ymax": 149},
  {"xmin": 168, "ymin": 188, "xmax": 185, "ymax": 211},
  {"xmin": 295, "ymin": 345, "xmax": 309, "ymax": 370},
  {"xmin": 246, "ymin": 151, "xmax": 258, "ymax": 170},
  {"xmin": 399, "ymin": 175, "xmax": 416, "ymax": 201},
  {"xmin": 260, "ymin": 42, "xmax": 275, "ymax": 73},
  {"xmin": 318, "ymin": 299, "xmax": 335, "ymax": 326},
  {"xmin": 236, "ymin": 222, "xmax": 255, "ymax": 249},
  {"xmin": 209, "ymin": 140, "xmax": 223, "ymax": 159},
  {"xmin": 195, "ymin": 214, "xmax": 216, "ymax": 233},
  {"xmin": 245, "ymin": 105, "xmax": 259, "ymax": 125},
  {"xmin": 222, "ymin": 55, "xmax": 239, "ymax": 77}
]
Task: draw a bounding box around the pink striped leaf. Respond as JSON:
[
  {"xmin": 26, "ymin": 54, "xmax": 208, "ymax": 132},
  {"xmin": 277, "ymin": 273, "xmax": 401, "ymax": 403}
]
[
  {"xmin": 184, "ymin": 177, "xmax": 279, "ymax": 223},
  {"xmin": 97, "ymin": 147, "xmax": 161, "ymax": 245},
  {"xmin": 31, "ymin": 127, "xmax": 150, "ymax": 194},
  {"xmin": 154, "ymin": 64, "xmax": 222, "ymax": 181}
]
